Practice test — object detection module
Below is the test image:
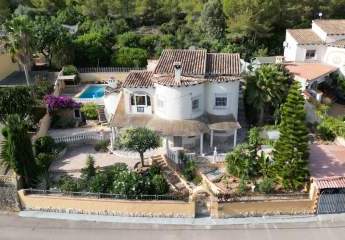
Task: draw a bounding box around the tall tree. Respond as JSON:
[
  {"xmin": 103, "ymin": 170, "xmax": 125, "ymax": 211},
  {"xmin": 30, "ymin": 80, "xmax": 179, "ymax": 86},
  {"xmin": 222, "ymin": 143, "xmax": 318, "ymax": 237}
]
[
  {"xmin": 200, "ymin": 0, "xmax": 226, "ymax": 40},
  {"xmin": 245, "ymin": 64, "xmax": 291, "ymax": 125},
  {"xmin": 33, "ymin": 16, "xmax": 71, "ymax": 68},
  {"xmin": 119, "ymin": 127, "xmax": 161, "ymax": 167},
  {"xmin": 0, "ymin": 0, "xmax": 10, "ymax": 24},
  {"xmin": 3, "ymin": 15, "xmax": 35, "ymax": 86},
  {"xmin": 273, "ymin": 82, "xmax": 309, "ymax": 190},
  {"xmin": 1, "ymin": 114, "xmax": 37, "ymax": 187}
]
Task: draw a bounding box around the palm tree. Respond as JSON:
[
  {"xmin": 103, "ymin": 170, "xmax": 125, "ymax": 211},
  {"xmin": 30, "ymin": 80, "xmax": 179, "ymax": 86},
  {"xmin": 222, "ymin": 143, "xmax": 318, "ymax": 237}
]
[
  {"xmin": 3, "ymin": 15, "xmax": 35, "ymax": 86},
  {"xmin": 245, "ymin": 64, "xmax": 291, "ymax": 125}
]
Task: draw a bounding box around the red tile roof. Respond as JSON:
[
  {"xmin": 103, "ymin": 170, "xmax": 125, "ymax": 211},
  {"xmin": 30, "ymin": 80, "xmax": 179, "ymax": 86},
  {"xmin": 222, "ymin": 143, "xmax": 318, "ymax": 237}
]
[
  {"xmin": 287, "ymin": 29, "xmax": 323, "ymax": 45},
  {"xmin": 122, "ymin": 71, "xmax": 154, "ymax": 88},
  {"xmin": 285, "ymin": 63, "xmax": 337, "ymax": 81},
  {"xmin": 152, "ymin": 75, "xmax": 206, "ymax": 87},
  {"xmin": 313, "ymin": 19, "xmax": 345, "ymax": 35},
  {"xmin": 314, "ymin": 176, "xmax": 345, "ymax": 189},
  {"xmin": 206, "ymin": 53, "xmax": 241, "ymax": 75},
  {"xmin": 154, "ymin": 49, "xmax": 207, "ymax": 75}
]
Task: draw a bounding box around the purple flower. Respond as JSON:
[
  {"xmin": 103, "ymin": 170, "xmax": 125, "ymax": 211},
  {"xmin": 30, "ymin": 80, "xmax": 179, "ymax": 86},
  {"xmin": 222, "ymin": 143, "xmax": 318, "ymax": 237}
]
[{"xmin": 44, "ymin": 95, "xmax": 81, "ymax": 110}]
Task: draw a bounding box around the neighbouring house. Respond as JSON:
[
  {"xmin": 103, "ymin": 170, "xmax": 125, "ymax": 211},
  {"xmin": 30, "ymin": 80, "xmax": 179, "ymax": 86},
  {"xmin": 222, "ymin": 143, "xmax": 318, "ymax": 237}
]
[
  {"xmin": 0, "ymin": 43, "xmax": 19, "ymax": 82},
  {"xmin": 309, "ymin": 143, "xmax": 345, "ymax": 214},
  {"xmin": 282, "ymin": 19, "xmax": 345, "ymax": 101},
  {"xmin": 107, "ymin": 49, "xmax": 242, "ymax": 161},
  {"xmin": 250, "ymin": 56, "xmax": 284, "ymax": 71}
]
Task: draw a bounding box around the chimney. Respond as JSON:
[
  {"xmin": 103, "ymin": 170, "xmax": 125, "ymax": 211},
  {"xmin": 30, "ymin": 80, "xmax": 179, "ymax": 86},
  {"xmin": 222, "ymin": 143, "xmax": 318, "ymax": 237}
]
[{"xmin": 173, "ymin": 62, "xmax": 182, "ymax": 84}]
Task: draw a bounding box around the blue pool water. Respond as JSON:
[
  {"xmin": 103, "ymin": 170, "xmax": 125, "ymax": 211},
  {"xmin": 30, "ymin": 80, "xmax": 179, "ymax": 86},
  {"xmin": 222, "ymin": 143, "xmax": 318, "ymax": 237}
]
[{"xmin": 78, "ymin": 85, "xmax": 105, "ymax": 98}]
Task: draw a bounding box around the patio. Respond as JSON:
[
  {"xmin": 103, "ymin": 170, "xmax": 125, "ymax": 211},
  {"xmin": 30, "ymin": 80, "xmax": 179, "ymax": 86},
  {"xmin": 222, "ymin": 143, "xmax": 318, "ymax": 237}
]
[{"xmin": 49, "ymin": 145, "xmax": 140, "ymax": 178}]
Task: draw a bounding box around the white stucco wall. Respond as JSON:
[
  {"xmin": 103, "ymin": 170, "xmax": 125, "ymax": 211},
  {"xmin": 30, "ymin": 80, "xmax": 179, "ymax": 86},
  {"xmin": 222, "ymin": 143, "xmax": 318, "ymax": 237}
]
[
  {"xmin": 324, "ymin": 47, "xmax": 345, "ymax": 75},
  {"xmin": 104, "ymin": 92, "xmax": 121, "ymax": 120},
  {"xmin": 155, "ymin": 84, "xmax": 205, "ymax": 120},
  {"xmin": 284, "ymin": 31, "xmax": 299, "ymax": 62},
  {"xmin": 205, "ymin": 81, "xmax": 239, "ymax": 119},
  {"xmin": 123, "ymin": 87, "xmax": 156, "ymax": 114}
]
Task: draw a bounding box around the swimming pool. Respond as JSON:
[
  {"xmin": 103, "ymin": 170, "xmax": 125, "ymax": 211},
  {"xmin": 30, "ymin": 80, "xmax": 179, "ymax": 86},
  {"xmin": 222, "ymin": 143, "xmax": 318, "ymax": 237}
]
[{"xmin": 78, "ymin": 85, "xmax": 105, "ymax": 99}]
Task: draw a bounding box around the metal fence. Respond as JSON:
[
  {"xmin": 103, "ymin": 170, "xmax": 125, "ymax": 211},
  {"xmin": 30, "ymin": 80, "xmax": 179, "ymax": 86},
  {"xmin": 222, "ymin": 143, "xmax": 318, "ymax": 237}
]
[
  {"xmin": 216, "ymin": 192, "xmax": 309, "ymax": 203},
  {"xmin": 78, "ymin": 67, "xmax": 145, "ymax": 73},
  {"xmin": 23, "ymin": 189, "xmax": 189, "ymax": 202}
]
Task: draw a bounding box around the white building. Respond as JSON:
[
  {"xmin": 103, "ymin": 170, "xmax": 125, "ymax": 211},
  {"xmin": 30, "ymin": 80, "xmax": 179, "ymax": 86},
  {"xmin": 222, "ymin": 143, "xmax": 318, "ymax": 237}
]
[
  {"xmin": 106, "ymin": 49, "xmax": 242, "ymax": 159},
  {"xmin": 283, "ymin": 19, "xmax": 345, "ymax": 98}
]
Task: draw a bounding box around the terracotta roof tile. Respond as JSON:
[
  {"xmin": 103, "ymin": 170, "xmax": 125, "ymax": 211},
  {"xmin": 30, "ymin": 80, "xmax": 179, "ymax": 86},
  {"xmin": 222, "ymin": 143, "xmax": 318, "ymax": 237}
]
[
  {"xmin": 287, "ymin": 29, "xmax": 323, "ymax": 44},
  {"xmin": 152, "ymin": 75, "xmax": 206, "ymax": 87},
  {"xmin": 122, "ymin": 71, "xmax": 154, "ymax": 88},
  {"xmin": 328, "ymin": 39, "xmax": 345, "ymax": 48},
  {"xmin": 154, "ymin": 49, "xmax": 207, "ymax": 75},
  {"xmin": 314, "ymin": 19, "xmax": 345, "ymax": 35},
  {"xmin": 285, "ymin": 63, "xmax": 337, "ymax": 81},
  {"xmin": 206, "ymin": 53, "xmax": 241, "ymax": 75},
  {"xmin": 314, "ymin": 177, "xmax": 345, "ymax": 189}
]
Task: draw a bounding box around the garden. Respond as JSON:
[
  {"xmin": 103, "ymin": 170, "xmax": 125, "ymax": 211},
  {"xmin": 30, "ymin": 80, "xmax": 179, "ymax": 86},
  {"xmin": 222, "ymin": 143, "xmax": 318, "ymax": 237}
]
[{"xmin": 214, "ymin": 77, "xmax": 310, "ymax": 196}]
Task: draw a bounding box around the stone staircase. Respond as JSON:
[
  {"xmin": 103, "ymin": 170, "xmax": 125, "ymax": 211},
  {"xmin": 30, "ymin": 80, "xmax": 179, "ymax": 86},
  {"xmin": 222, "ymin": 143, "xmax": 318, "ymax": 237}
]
[{"xmin": 151, "ymin": 155, "xmax": 190, "ymax": 195}]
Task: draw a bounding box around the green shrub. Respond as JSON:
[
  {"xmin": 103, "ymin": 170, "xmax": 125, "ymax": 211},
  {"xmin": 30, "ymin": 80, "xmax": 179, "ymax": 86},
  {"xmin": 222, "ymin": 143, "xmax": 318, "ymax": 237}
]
[
  {"xmin": 112, "ymin": 47, "xmax": 148, "ymax": 67},
  {"xmin": 34, "ymin": 136, "xmax": 56, "ymax": 155},
  {"xmin": 148, "ymin": 164, "xmax": 161, "ymax": 177},
  {"xmin": 258, "ymin": 178, "xmax": 274, "ymax": 194},
  {"xmin": 88, "ymin": 173, "xmax": 109, "ymax": 193},
  {"xmin": 94, "ymin": 140, "xmax": 109, "ymax": 152},
  {"xmin": 317, "ymin": 124, "xmax": 336, "ymax": 141},
  {"xmin": 151, "ymin": 174, "xmax": 169, "ymax": 195},
  {"xmin": 182, "ymin": 160, "xmax": 197, "ymax": 182},
  {"xmin": 81, "ymin": 155, "xmax": 96, "ymax": 181},
  {"xmin": 51, "ymin": 115, "xmax": 76, "ymax": 129},
  {"xmin": 58, "ymin": 176, "xmax": 84, "ymax": 192},
  {"xmin": 32, "ymin": 80, "xmax": 54, "ymax": 100},
  {"xmin": 62, "ymin": 65, "xmax": 78, "ymax": 75},
  {"xmin": 80, "ymin": 103, "xmax": 98, "ymax": 120},
  {"xmin": 237, "ymin": 177, "xmax": 247, "ymax": 194},
  {"xmin": 112, "ymin": 170, "xmax": 145, "ymax": 195}
]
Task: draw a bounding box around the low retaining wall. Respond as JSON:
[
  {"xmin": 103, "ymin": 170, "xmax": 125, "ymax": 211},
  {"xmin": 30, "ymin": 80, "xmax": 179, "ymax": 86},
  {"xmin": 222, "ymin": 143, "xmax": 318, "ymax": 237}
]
[
  {"xmin": 18, "ymin": 190, "xmax": 195, "ymax": 218},
  {"xmin": 79, "ymin": 72, "xmax": 129, "ymax": 83},
  {"xmin": 213, "ymin": 197, "xmax": 314, "ymax": 218}
]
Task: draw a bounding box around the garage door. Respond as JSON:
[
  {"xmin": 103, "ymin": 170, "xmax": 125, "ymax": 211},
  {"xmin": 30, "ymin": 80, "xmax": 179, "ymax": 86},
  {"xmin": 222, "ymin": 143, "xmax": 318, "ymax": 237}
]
[{"xmin": 317, "ymin": 188, "xmax": 345, "ymax": 214}]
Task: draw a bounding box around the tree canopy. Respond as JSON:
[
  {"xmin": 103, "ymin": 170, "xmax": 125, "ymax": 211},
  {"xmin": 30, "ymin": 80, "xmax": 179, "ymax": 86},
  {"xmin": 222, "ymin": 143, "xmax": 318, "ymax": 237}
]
[{"xmin": 3, "ymin": 0, "xmax": 345, "ymax": 68}]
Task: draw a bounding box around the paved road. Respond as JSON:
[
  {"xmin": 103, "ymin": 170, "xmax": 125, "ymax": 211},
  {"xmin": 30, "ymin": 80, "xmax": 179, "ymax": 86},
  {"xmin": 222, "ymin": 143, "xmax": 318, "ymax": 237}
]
[{"xmin": 1, "ymin": 213, "xmax": 345, "ymax": 240}]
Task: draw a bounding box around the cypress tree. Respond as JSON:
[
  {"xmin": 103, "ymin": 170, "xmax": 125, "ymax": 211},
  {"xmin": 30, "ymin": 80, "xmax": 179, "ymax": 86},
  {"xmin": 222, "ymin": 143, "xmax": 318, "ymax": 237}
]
[{"xmin": 273, "ymin": 82, "xmax": 309, "ymax": 190}]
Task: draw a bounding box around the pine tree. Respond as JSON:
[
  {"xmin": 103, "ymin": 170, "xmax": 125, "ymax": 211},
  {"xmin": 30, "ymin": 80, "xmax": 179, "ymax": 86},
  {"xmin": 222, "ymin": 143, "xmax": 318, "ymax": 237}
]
[
  {"xmin": 81, "ymin": 155, "xmax": 96, "ymax": 181},
  {"xmin": 273, "ymin": 82, "xmax": 309, "ymax": 191}
]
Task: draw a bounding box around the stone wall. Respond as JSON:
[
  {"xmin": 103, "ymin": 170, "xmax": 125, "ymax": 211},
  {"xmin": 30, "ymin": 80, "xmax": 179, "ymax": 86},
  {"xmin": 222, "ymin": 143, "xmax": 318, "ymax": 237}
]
[
  {"xmin": 79, "ymin": 72, "xmax": 129, "ymax": 83},
  {"xmin": 0, "ymin": 176, "xmax": 19, "ymax": 211},
  {"xmin": 18, "ymin": 190, "xmax": 195, "ymax": 218},
  {"xmin": 0, "ymin": 54, "xmax": 19, "ymax": 80},
  {"xmin": 213, "ymin": 198, "xmax": 314, "ymax": 218}
]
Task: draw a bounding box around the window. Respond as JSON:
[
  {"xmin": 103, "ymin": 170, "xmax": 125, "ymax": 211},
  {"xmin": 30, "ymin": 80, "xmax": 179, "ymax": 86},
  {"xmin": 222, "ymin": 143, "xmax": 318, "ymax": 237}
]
[
  {"xmin": 306, "ymin": 50, "xmax": 316, "ymax": 60},
  {"xmin": 215, "ymin": 94, "xmax": 227, "ymax": 108},
  {"xmin": 136, "ymin": 95, "xmax": 146, "ymax": 105},
  {"xmin": 192, "ymin": 98, "xmax": 199, "ymax": 111},
  {"xmin": 130, "ymin": 94, "xmax": 151, "ymax": 106}
]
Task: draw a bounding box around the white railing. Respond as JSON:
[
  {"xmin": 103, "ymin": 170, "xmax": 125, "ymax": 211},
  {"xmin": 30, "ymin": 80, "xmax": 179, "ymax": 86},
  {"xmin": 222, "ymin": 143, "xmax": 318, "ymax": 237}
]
[
  {"xmin": 73, "ymin": 97, "xmax": 105, "ymax": 105},
  {"xmin": 53, "ymin": 133, "xmax": 109, "ymax": 144},
  {"xmin": 166, "ymin": 147, "xmax": 195, "ymax": 165},
  {"xmin": 78, "ymin": 67, "xmax": 145, "ymax": 73}
]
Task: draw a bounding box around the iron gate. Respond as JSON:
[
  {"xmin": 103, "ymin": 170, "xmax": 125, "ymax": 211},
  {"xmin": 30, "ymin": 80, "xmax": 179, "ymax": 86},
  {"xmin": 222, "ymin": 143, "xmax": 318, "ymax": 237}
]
[{"xmin": 317, "ymin": 188, "xmax": 345, "ymax": 214}]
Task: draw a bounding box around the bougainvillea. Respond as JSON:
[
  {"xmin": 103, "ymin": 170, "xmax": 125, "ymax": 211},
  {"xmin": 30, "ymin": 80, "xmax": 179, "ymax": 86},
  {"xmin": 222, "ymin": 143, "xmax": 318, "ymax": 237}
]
[{"xmin": 44, "ymin": 95, "xmax": 81, "ymax": 111}]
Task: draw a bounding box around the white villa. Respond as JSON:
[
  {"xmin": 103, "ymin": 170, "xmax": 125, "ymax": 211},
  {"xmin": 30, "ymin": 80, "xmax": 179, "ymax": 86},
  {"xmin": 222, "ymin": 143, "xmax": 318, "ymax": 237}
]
[
  {"xmin": 283, "ymin": 19, "xmax": 345, "ymax": 96},
  {"xmin": 105, "ymin": 49, "xmax": 242, "ymax": 159}
]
